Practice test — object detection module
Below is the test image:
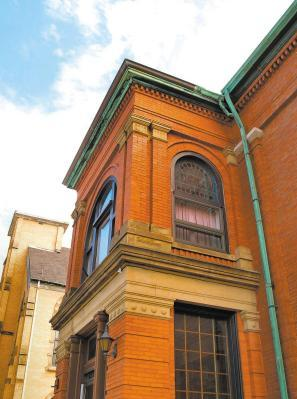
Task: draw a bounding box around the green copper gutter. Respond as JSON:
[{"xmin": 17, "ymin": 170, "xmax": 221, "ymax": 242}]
[
  {"xmin": 66, "ymin": 67, "xmax": 223, "ymax": 188},
  {"xmin": 221, "ymin": 90, "xmax": 289, "ymax": 399}
]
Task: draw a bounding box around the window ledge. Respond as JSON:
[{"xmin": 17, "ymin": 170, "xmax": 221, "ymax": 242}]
[{"xmin": 172, "ymin": 241, "xmax": 235, "ymax": 261}]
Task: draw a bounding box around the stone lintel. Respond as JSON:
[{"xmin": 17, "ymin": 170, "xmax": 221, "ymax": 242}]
[
  {"xmin": 241, "ymin": 310, "xmax": 260, "ymax": 332},
  {"xmin": 234, "ymin": 127, "xmax": 264, "ymax": 157}
]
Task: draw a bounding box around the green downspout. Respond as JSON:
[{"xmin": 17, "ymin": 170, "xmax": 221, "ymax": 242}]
[{"xmin": 220, "ymin": 90, "xmax": 289, "ymax": 399}]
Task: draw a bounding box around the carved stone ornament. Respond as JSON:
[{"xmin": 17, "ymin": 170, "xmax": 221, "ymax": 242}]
[
  {"xmin": 71, "ymin": 200, "xmax": 87, "ymax": 223},
  {"xmin": 223, "ymin": 147, "xmax": 238, "ymax": 166},
  {"xmin": 241, "ymin": 310, "xmax": 260, "ymax": 332}
]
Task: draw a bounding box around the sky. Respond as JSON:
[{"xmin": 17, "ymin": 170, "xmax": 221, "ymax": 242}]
[{"xmin": 0, "ymin": 0, "xmax": 293, "ymax": 272}]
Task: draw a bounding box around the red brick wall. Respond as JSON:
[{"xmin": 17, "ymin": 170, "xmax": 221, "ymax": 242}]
[{"xmin": 237, "ymin": 36, "xmax": 297, "ymax": 398}]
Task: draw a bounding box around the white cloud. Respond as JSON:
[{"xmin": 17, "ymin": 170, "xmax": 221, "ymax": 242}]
[
  {"xmin": 46, "ymin": 0, "xmax": 105, "ymax": 36},
  {"xmin": 0, "ymin": 0, "xmax": 293, "ymax": 274},
  {"xmin": 43, "ymin": 23, "xmax": 60, "ymax": 42},
  {"xmin": 54, "ymin": 48, "xmax": 64, "ymax": 57}
]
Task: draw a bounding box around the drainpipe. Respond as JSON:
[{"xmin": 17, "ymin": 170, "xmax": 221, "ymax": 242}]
[{"xmin": 219, "ymin": 90, "xmax": 289, "ymax": 399}]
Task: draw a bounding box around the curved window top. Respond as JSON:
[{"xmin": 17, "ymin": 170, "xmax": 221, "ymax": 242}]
[
  {"xmin": 174, "ymin": 155, "xmax": 227, "ymax": 252},
  {"xmin": 82, "ymin": 180, "xmax": 116, "ymax": 281},
  {"xmin": 175, "ymin": 157, "xmax": 219, "ymax": 204}
]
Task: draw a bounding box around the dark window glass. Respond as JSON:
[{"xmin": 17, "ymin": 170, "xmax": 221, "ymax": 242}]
[
  {"xmin": 174, "ymin": 307, "xmax": 242, "ymax": 399},
  {"xmin": 88, "ymin": 336, "xmax": 96, "ymax": 360},
  {"xmin": 82, "ymin": 180, "xmax": 116, "ymax": 280},
  {"xmin": 83, "ymin": 370, "xmax": 94, "ymax": 399},
  {"xmin": 174, "ymin": 156, "xmax": 227, "ymax": 251}
]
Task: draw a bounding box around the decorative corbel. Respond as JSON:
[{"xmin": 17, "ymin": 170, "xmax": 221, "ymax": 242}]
[
  {"xmin": 241, "ymin": 310, "xmax": 260, "ymax": 332},
  {"xmin": 71, "ymin": 200, "xmax": 87, "ymax": 224}
]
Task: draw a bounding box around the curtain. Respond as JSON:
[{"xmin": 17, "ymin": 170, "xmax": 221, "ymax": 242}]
[{"xmin": 176, "ymin": 199, "xmax": 220, "ymax": 230}]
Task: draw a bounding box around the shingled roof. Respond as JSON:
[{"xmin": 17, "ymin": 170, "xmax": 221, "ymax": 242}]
[{"xmin": 27, "ymin": 247, "xmax": 70, "ymax": 286}]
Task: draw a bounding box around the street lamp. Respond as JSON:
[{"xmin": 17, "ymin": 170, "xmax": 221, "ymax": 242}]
[{"xmin": 99, "ymin": 324, "xmax": 117, "ymax": 358}]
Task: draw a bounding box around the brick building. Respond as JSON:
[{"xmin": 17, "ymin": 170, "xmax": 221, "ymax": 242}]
[
  {"xmin": 51, "ymin": 3, "xmax": 297, "ymax": 399},
  {"xmin": 0, "ymin": 212, "xmax": 69, "ymax": 399}
]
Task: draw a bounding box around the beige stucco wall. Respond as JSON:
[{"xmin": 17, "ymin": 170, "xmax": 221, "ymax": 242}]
[
  {"xmin": 21, "ymin": 284, "xmax": 64, "ymax": 399},
  {"xmin": 0, "ymin": 213, "xmax": 68, "ymax": 399}
]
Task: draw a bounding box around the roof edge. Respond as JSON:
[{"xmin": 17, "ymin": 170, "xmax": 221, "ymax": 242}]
[
  {"xmin": 8, "ymin": 211, "xmax": 68, "ymax": 237},
  {"xmin": 223, "ymin": 0, "xmax": 297, "ymax": 96},
  {"xmin": 63, "ymin": 59, "xmax": 223, "ymax": 189}
]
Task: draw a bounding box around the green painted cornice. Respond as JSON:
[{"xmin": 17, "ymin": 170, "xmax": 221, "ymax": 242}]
[
  {"xmin": 223, "ymin": 0, "xmax": 297, "ymax": 101},
  {"xmin": 63, "ymin": 61, "xmax": 223, "ymax": 189}
]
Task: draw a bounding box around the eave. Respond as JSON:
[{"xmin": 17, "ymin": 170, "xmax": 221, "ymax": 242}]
[
  {"xmin": 223, "ymin": 0, "xmax": 297, "ymax": 101},
  {"xmin": 63, "ymin": 60, "xmax": 224, "ymax": 189}
]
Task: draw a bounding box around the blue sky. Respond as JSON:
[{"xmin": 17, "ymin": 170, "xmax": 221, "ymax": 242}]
[
  {"xmin": 0, "ymin": 1, "xmax": 86, "ymax": 107},
  {"xmin": 0, "ymin": 0, "xmax": 293, "ymax": 271}
]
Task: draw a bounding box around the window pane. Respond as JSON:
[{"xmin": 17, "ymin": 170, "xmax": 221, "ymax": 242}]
[
  {"xmin": 202, "ymin": 372, "xmax": 216, "ymax": 393},
  {"xmin": 98, "ymin": 187, "xmax": 113, "ymax": 216},
  {"xmin": 176, "ymin": 199, "xmax": 220, "ymax": 230},
  {"xmin": 175, "ymin": 310, "xmax": 235, "ymax": 398},
  {"xmin": 174, "ymin": 156, "xmax": 227, "ymax": 252},
  {"xmin": 176, "ymin": 226, "xmax": 223, "ymax": 251},
  {"xmin": 176, "ymin": 370, "xmax": 186, "ymax": 390},
  {"xmin": 200, "ymin": 318, "xmax": 213, "ymax": 334},
  {"xmin": 175, "ymin": 157, "xmax": 219, "ymax": 204},
  {"xmin": 175, "ymin": 350, "xmax": 186, "ymax": 370},
  {"xmin": 175, "ymin": 313, "xmax": 185, "ymax": 330},
  {"xmin": 96, "ymin": 221, "xmax": 110, "ymax": 265},
  {"xmin": 186, "ymin": 332, "xmax": 199, "ymax": 351},
  {"xmin": 86, "ymin": 251, "xmax": 93, "ymax": 275},
  {"xmin": 200, "ymin": 334, "xmax": 214, "ymax": 353},
  {"xmin": 85, "ymin": 384, "xmax": 93, "ymax": 399},
  {"xmin": 202, "ymin": 354, "xmax": 215, "ymax": 372},
  {"xmin": 188, "ymin": 371, "xmax": 201, "ymax": 391},
  {"xmin": 187, "ymin": 351, "xmax": 200, "ymax": 371}
]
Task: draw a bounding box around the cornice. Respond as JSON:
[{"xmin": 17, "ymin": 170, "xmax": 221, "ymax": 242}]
[
  {"xmin": 236, "ymin": 33, "xmax": 297, "ymax": 111},
  {"xmin": 134, "ymin": 82, "xmax": 230, "ymax": 125},
  {"xmin": 51, "ymin": 242, "xmax": 259, "ymax": 330}
]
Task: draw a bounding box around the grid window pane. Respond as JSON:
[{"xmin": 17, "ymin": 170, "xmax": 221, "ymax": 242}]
[
  {"xmin": 176, "ymin": 313, "xmax": 185, "ymax": 330},
  {"xmin": 175, "ymin": 310, "xmax": 235, "ymax": 398},
  {"xmin": 200, "ymin": 317, "xmax": 213, "ymax": 334},
  {"xmin": 201, "ymin": 334, "xmax": 214, "ymax": 353},
  {"xmin": 188, "ymin": 371, "xmax": 201, "ymax": 391},
  {"xmin": 176, "ymin": 350, "xmax": 186, "ymax": 370},
  {"xmin": 202, "ymin": 353, "xmax": 215, "ymax": 372},
  {"xmin": 188, "ymin": 393, "xmax": 201, "ymax": 399},
  {"xmin": 216, "ymin": 354, "xmax": 228, "ymax": 374},
  {"xmin": 176, "ymin": 370, "xmax": 186, "ymax": 390},
  {"xmin": 175, "ymin": 330, "xmax": 185, "ymax": 350},
  {"xmin": 186, "ymin": 332, "xmax": 199, "ymax": 351},
  {"xmin": 186, "ymin": 315, "xmax": 199, "ymax": 331},
  {"xmin": 187, "ymin": 351, "xmax": 200, "ymax": 371}
]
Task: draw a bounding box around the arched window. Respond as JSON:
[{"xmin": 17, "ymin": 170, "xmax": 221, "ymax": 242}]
[
  {"xmin": 82, "ymin": 179, "xmax": 116, "ymax": 280},
  {"xmin": 174, "ymin": 155, "xmax": 227, "ymax": 251}
]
